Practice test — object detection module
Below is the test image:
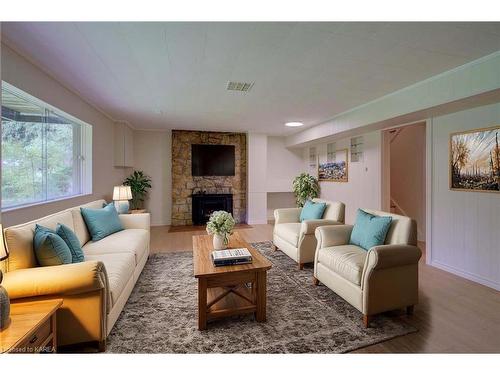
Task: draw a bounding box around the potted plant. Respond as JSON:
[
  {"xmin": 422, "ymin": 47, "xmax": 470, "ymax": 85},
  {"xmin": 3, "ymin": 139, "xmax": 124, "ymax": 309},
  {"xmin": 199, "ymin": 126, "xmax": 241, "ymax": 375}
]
[
  {"xmin": 123, "ymin": 170, "xmax": 152, "ymax": 213},
  {"xmin": 206, "ymin": 211, "xmax": 235, "ymax": 250},
  {"xmin": 292, "ymin": 173, "xmax": 320, "ymax": 207}
]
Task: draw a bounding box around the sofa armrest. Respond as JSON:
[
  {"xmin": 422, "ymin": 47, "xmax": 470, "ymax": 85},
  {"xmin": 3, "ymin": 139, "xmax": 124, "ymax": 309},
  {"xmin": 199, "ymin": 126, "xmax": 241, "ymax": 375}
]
[
  {"xmin": 363, "ymin": 244, "xmax": 422, "ymax": 272},
  {"xmin": 274, "ymin": 208, "xmax": 301, "ymax": 224},
  {"xmin": 2, "ymin": 261, "xmax": 108, "ymax": 300},
  {"xmin": 315, "ymin": 225, "xmax": 353, "ymax": 249},
  {"xmin": 119, "ymin": 213, "xmax": 151, "ymax": 230},
  {"xmin": 301, "ymin": 219, "xmax": 342, "ymax": 235}
]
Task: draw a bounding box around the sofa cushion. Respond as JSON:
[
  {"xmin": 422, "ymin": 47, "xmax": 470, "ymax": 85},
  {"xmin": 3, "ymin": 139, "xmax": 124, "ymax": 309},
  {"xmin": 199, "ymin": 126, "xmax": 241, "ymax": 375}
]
[
  {"xmin": 33, "ymin": 225, "xmax": 73, "ymax": 266},
  {"xmin": 82, "ymin": 229, "xmax": 149, "ymax": 265},
  {"xmin": 81, "ymin": 203, "xmax": 124, "ymax": 241},
  {"xmin": 56, "ymin": 223, "xmax": 85, "ymax": 263},
  {"xmin": 300, "ymin": 200, "xmax": 326, "ymax": 222},
  {"xmin": 350, "ymin": 209, "xmax": 392, "ymax": 251},
  {"xmin": 85, "ymin": 253, "xmax": 135, "ymax": 306},
  {"xmin": 274, "ymin": 223, "xmax": 302, "ymax": 246},
  {"xmin": 4, "ymin": 210, "xmax": 75, "ymax": 271},
  {"xmin": 317, "ymin": 245, "xmax": 367, "ymax": 286},
  {"xmin": 71, "ymin": 200, "xmax": 106, "ymax": 246}
]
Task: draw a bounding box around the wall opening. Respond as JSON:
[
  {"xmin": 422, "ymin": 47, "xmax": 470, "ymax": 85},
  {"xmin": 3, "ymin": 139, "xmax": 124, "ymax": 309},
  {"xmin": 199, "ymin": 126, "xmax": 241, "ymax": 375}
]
[{"xmin": 382, "ymin": 122, "xmax": 427, "ymax": 253}]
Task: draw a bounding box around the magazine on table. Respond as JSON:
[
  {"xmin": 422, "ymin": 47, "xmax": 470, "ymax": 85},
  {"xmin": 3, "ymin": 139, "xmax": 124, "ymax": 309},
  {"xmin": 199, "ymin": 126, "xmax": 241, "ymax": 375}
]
[{"xmin": 211, "ymin": 248, "xmax": 252, "ymax": 266}]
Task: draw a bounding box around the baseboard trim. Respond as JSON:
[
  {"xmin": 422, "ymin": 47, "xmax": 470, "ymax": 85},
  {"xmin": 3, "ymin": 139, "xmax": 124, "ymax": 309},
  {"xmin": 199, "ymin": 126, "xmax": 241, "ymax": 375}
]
[
  {"xmin": 430, "ymin": 259, "xmax": 500, "ymax": 291},
  {"xmin": 247, "ymin": 219, "xmax": 268, "ymax": 225},
  {"xmin": 151, "ymin": 222, "xmax": 170, "ymax": 227}
]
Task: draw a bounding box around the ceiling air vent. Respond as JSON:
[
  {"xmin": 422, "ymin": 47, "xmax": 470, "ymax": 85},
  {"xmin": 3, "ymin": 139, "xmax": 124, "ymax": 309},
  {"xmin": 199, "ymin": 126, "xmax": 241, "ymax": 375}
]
[{"xmin": 226, "ymin": 81, "xmax": 254, "ymax": 92}]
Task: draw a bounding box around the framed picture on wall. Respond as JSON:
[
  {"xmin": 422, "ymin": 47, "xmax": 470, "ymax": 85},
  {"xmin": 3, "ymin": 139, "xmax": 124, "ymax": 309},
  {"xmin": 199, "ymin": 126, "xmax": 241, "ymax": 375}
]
[
  {"xmin": 318, "ymin": 148, "xmax": 348, "ymax": 182},
  {"xmin": 450, "ymin": 124, "xmax": 500, "ymax": 193}
]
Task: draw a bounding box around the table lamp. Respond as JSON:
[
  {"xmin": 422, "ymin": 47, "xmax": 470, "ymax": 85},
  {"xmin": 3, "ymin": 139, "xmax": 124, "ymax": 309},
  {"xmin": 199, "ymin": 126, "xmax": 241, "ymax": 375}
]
[
  {"xmin": 113, "ymin": 185, "xmax": 133, "ymax": 214},
  {"xmin": 0, "ymin": 224, "xmax": 10, "ymax": 330}
]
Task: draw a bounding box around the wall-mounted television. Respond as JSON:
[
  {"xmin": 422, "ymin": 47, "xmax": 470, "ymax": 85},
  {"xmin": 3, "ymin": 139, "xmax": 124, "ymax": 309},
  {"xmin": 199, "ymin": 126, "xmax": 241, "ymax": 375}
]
[{"xmin": 191, "ymin": 144, "xmax": 235, "ymax": 176}]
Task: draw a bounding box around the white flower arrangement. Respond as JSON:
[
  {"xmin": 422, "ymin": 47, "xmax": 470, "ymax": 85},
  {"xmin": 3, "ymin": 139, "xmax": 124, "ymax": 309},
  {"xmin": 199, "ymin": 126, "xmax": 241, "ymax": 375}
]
[{"xmin": 206, "ymin": 210, "xmax": 235, "ymax": 245}]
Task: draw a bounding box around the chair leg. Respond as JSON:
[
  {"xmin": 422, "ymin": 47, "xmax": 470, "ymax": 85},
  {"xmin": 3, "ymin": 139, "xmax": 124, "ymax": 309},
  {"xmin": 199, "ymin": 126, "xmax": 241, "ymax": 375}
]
[
  {"xmin": 406, "ymin": 305, "xmax": 415, "ymax": 315},
  {"xmin": 363, "ymin": 314, "xmax": 371, "ymax": 328},
  {"xmin": 98, "ymin": 340, "xmax": 106, "ymax": 352},
  {"xmin": 298, "ymin": 263, "xmax": 304, "ymax": 270},
  {"xmin": 312, "ymin": 276, "xmax": 319, "ymax": 286}
]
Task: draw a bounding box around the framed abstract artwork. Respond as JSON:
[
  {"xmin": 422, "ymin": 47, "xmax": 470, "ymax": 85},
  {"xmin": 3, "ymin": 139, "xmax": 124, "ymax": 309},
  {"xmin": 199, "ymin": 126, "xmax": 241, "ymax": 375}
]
[
  {"xmin": 318, "ymin": 148, "xmax": 348, "ymax": 182},
  {"xmin": 450, "ymin": 125, "xmax": 500, "ymax": 193}
]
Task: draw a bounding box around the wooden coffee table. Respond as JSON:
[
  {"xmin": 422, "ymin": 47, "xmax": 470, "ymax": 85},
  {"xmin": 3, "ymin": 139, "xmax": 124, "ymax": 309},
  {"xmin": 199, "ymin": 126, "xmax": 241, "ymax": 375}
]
[{"xmin": 193, "ymin": 232, "xmax": 272, "ymax": 330}]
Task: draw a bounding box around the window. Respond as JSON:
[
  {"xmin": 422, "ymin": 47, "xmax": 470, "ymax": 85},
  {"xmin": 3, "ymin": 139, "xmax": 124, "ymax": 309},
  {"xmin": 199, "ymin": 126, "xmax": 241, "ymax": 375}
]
[
  {"xmin": 327, "ymin": 142, "xmax": 336, "ymax": 163},
  {"xmin": 309, "ymin": 147, "xmax": 317, "ymax": 167},
  {"xmin": 1, "ymin": 82, "xmax": 92, "ymax": 210}
]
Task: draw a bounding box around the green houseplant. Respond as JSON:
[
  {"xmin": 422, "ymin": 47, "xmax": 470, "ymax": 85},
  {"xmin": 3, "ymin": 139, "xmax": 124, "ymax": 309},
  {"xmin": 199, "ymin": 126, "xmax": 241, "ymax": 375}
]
[
  {"xmin": 292, "ymin": 173, "xmax": 320, "ymax": 207},
  {"xmin": 123, "ymin": 170, "xmax": 152, "ymax": 211}
]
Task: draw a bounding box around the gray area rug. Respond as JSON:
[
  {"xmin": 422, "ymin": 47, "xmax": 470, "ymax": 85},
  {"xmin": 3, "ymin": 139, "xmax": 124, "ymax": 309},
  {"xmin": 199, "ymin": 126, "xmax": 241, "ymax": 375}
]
[{"xmin": 107, "ymin": 241, "xmax": 417, "ymax": 353}]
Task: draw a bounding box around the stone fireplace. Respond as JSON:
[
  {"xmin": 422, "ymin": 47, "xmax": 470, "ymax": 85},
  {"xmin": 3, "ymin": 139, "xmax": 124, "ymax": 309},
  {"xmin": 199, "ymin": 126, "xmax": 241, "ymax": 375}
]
[{"xmin": 171, "ymin": 130, "xmax": 247, "ymax": 226}]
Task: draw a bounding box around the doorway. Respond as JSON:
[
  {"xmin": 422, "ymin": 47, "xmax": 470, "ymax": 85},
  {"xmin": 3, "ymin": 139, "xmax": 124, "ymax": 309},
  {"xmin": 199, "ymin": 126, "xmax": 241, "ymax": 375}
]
[{"xmin": 382, "ymin": 121, "xmax": 427, "ymax": 256}]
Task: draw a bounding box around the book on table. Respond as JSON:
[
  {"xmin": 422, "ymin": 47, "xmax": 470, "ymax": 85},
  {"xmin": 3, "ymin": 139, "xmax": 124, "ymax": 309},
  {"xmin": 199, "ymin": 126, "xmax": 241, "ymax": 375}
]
[{"xmin": 211, "ymin": 248, "xmax": 253, "ymax": 266}]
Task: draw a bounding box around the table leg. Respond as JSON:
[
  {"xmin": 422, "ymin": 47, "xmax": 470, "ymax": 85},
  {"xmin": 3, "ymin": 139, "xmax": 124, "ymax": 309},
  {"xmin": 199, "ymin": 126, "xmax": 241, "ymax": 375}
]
[
  {"xmin": 198, "ymin": 278, "xmax": 207, "ymax": 330},
  {"xmin": 52, "ymin": 313, "xmax": 57, "ymax": 353},
  {"xmin": 255, "ymin": 271, "xmax": 267, "ymax": 322}
]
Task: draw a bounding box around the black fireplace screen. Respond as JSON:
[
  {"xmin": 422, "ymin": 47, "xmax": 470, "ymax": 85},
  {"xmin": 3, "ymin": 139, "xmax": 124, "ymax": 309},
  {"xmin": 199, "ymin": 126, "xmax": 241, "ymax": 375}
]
[{"xmin": 191, "ymin": 193, "xmax": 233, "ymax": 225}]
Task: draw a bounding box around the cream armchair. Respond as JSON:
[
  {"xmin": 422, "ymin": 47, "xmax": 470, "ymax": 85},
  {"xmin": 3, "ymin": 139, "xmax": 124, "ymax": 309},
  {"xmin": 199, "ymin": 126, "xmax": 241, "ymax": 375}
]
[
  {"xmin": 313, "ymin": 209, "xmax": 421, "ymax": 327},
  {"xmin": 273, "ymin": 199, "xmax": 345, "ymax": 269}
]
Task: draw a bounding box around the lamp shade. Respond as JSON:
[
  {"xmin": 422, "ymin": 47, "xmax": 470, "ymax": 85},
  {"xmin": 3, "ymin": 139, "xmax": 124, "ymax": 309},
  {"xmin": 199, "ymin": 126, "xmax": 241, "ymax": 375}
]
[
  {"xmin": 113, "ymin": 185, "xmax": 132, "ymax": 201},
  {"xmin": 0, "ymin": 224, "xmax": 8, "ymax": 261}
]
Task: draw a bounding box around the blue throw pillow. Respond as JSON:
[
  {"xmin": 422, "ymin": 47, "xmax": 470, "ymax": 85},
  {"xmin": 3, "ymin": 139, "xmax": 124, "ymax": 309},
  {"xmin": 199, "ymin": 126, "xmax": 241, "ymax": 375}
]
[
  {"xmin": 300, "ymin": 200, "xmax": 327, "ymax": 222},
  {"xmin": 81, "ymin": 203, "xmax": 124, "ymax": 241},
  {"xmin": 56, "ymin": 223, "xmax": 85, "ymax": 263},
  {"xmin": 34, "ymin": 224, "xmax": 73, "ymax": 266},
  {"xmin": 349, "ymin": 209, "xmax": 392, "ymax": 251}
]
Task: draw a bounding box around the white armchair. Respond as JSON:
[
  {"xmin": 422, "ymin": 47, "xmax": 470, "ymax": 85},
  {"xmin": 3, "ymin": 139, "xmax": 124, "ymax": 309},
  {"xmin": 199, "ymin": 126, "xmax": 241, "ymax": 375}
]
[
  {"xmin": 313, "ymin": 209, "xmax": 422, "ymax": 327},
  {"xmin": 273, "ymin": 199, "xmax": 345, "ymax": 269}
]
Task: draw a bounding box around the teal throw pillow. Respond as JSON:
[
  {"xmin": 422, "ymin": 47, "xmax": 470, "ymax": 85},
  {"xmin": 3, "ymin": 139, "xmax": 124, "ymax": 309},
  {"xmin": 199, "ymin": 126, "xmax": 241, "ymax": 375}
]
[
  {"xmin": 81, "ymin": 203, "xmax": 124, "ymax": 241},
  {"xmin": 349, "ymin": 209, "xmax": 392, "ymax": 251},
  {"xmin": 34, "ymin": 224, "xmax": 73, "ymax": 266},
  {"xmin": 300, "ymin": 200, "xmax": 327, "ymax": 222},
  {"xmin": 56, "ymin": 223, "xmax": 85, "ymax": 263}
]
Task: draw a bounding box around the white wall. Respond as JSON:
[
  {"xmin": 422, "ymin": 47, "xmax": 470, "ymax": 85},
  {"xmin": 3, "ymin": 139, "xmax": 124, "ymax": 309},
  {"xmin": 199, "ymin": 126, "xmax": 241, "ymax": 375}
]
[
  {"xmin": 247, "ymin": 133, "xmax": 268, "ymax": 224},
  {"xmin": 429, "ymin": 102, "xmax": 500, "ymax": 290},
  {"xmin": 1, "ymin": 43, "xmax": 125, "ymax": 227},
  {"xmin": 266, "ymin": 136, "xmax": 304, "ymax": 192},
  {"xmin": 267, "ymin": 192, "xmax": 296, "ymax": 221},
  {"xmin": 247, "ymin": 134, "xmax": 306, "ymax": 224},
  {"xmin": 133, "ymin": 130, "xmax": 172, "ymax": 226},
  {"xmin": 310, "ymin": 131, "xmax": 382, "ymax": 224},
  {"xmin": 390, "ymin": 123, "xmax": 426, "ymax": 240}
]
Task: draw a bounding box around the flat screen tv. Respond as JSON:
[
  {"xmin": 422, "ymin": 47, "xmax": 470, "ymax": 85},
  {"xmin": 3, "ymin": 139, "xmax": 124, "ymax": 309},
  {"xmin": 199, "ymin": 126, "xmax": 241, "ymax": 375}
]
[{"xmin": 191, "ymin": 144, "xmax": 235, "ymax": 176}]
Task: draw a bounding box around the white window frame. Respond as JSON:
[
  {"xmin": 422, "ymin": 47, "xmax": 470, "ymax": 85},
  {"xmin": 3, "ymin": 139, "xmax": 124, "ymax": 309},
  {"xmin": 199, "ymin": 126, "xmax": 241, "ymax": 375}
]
[{"xmin": 1, "ymin": 81, "xmax": 93, "ymax": 212}]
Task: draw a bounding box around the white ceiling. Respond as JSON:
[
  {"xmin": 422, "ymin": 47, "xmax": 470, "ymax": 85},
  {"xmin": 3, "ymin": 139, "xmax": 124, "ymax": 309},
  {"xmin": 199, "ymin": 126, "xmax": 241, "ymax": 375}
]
[{"xmin": 2, "ymin": 22, "xmax": 500, "ymax": 135}]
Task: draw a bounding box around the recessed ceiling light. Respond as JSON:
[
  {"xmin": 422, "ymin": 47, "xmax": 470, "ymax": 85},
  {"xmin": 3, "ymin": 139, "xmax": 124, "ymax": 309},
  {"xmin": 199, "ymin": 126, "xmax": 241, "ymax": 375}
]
[{"xmin": 285, "ymin": 122, "xmax": 304, "ymax": 127}]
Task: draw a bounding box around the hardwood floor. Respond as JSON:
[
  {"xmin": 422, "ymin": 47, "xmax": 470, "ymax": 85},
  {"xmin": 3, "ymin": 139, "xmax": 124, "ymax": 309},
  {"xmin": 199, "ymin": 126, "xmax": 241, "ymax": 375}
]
[
  {"xmin": 150, "ymin": 224, "xmax": 500, "ymax": 353},
  {"xmin": 150, "ymin": 224, "xmax": 273, "ymax": 253}
]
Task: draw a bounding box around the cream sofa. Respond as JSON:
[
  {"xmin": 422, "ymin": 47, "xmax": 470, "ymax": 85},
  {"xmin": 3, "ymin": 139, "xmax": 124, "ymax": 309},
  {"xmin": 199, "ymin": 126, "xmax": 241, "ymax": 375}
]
[
  {"xmin": 273, "ymin": 198, "xmax": 345, "ymax": 269},
  {"xmin": 1, "ymin": 199, "xmax": 150, "ymax": 350},
  {"xmin": 313, "ymin": 209, "xmax": 421, "ymax": 327}
]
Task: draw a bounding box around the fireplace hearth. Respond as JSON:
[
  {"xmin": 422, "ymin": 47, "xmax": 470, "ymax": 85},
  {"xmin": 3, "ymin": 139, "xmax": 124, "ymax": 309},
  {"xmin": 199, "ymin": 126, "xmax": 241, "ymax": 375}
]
[{"xmin": 191, "ymin": 193, "xmax": 233, "ymax": 225}]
